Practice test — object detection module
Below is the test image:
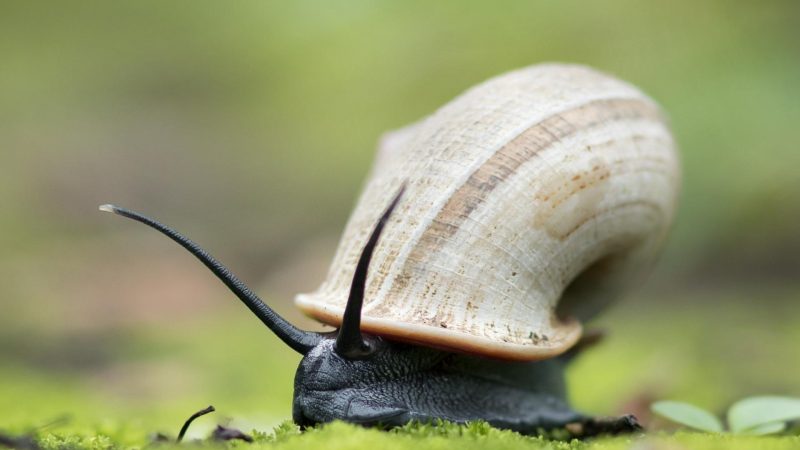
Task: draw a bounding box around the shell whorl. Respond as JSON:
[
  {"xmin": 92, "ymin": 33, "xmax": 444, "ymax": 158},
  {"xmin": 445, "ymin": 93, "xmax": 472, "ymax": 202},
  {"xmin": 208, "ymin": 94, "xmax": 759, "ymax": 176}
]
[{"xmin": 297, "ymin": 64, "xmax": 680, "ymax": 361}]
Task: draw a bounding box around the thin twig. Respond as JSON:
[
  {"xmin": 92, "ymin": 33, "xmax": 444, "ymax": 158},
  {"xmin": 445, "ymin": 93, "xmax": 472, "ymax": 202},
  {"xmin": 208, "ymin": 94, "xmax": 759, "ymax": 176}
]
[{"xmin": 176, "ymin": 405, "xmax": 215, "ymax": 443}]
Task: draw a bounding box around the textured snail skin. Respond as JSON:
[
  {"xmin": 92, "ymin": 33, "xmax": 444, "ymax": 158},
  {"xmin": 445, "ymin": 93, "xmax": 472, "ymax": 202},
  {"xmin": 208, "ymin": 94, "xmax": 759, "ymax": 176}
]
[{"xmin": 293, "ymin": 337, "xmax": 640, "ymax": 436}]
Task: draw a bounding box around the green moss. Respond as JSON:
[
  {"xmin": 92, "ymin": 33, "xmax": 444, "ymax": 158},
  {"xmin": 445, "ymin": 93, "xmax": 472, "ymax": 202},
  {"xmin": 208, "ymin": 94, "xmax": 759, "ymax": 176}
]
[{"xmin": 22, "ymin": 421, "xmax": 799, "ymax": 450}]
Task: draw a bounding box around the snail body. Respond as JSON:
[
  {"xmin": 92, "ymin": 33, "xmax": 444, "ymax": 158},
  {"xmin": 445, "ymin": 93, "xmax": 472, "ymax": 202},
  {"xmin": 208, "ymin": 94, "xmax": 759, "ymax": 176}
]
[{"xmin": 102, "ymin": 64, "xmax": 679, "ymax": 436}]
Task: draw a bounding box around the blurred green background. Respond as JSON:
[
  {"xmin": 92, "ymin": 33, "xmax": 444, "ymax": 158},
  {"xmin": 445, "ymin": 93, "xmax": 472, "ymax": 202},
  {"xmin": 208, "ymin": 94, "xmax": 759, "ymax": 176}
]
[{"xmin": 1, "ymin": 0, "xmax": 798, "ymax": 439}]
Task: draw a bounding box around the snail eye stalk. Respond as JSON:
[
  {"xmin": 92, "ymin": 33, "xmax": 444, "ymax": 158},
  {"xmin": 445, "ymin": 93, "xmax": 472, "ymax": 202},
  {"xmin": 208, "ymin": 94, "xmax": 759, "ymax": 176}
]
[
  {"xmin": 99, "ymin": 204, "xmax": 322, "ymax": 354},
  {"xmin": 335, "ymin": 184, "xmax": 405, "ymax": 359}
]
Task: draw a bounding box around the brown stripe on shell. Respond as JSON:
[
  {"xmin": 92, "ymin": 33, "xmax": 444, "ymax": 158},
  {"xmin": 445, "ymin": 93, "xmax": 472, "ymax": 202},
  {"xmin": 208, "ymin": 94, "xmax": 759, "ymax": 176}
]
[{"xmin": 375, "ymin": 97, "xmax": 664, "ymax": 313}]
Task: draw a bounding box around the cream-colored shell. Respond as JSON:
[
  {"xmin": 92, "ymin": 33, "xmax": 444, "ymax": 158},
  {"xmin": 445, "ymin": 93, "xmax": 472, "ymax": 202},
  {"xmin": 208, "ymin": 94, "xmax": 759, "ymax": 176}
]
[{"xmin": 296, "ymin": 64, "xmax": 680, "ymax": 361}]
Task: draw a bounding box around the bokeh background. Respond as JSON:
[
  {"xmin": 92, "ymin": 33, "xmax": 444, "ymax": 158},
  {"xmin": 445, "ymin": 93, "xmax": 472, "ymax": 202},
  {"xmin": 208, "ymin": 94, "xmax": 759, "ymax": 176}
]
[{"xmin": 1, "ymin": 0, "xmax": 798, "ymax": 439}]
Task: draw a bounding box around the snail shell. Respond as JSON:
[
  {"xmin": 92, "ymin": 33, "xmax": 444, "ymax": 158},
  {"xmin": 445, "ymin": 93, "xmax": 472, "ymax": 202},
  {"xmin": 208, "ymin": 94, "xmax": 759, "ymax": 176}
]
[{"xmin": 297, "ymin": 64, "xmax": 680, "ymax": 361}]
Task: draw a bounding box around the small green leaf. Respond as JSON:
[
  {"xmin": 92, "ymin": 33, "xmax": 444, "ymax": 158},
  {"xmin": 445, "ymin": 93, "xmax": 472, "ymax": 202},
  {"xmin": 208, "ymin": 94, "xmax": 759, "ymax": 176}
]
[
  {"xmin": 741, "ymin": 421, "xmax": 787, "ymax": 435},
  {"xmin": 651, "ymin": 401, "xmax": 724, "ymax": 432},
  {"xmin": 727, "ymin": 396, "xmax": 800, "ymax": 434}
]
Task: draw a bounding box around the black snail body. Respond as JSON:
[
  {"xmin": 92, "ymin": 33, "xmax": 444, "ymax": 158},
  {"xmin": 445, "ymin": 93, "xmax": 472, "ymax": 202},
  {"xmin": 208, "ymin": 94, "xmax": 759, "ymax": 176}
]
[
  {"xmin": 293, "ymin": 333, "xmax": 640, "ymax": 435},
  {"xmin": 101, "ymin": 64, "xmax": 679, "ymax": 437}
]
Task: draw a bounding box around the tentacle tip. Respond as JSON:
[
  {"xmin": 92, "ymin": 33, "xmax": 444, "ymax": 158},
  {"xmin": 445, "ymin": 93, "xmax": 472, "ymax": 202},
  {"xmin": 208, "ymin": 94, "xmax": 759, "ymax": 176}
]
[{"xmin": 98, "ymin": 204, "xmax": 118, "ymax": 214}]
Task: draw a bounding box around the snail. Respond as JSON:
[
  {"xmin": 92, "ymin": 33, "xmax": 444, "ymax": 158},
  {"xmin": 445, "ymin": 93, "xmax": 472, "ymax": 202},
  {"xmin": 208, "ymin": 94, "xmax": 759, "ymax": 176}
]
[{"xmin": 101, "ymin": 63, "xmax": 679, "ymax": 436}]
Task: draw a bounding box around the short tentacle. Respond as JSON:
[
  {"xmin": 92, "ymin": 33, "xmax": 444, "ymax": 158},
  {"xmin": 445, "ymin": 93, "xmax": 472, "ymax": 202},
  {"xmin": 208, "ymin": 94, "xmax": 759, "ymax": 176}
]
[{"xmin": 335, "ymin": 184, "xmax": 405, "ymax": 359}]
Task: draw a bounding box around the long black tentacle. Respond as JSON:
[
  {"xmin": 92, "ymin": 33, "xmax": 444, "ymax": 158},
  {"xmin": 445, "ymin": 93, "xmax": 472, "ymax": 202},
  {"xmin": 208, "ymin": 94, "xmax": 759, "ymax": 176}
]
[
  {"xmin": 336, "ymin": 184, "xmax": 405, "ymax": 359},
  {"xmin": 99, "ymin": 204, "xmax": 322, "ymax": 354}
]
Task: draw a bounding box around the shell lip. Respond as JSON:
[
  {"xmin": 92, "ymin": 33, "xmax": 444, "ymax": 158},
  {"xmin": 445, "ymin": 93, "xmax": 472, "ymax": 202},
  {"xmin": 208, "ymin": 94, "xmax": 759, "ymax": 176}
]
[{"xmin": 296, "ymin": 294, "xmax": 582, "ymax": 362}]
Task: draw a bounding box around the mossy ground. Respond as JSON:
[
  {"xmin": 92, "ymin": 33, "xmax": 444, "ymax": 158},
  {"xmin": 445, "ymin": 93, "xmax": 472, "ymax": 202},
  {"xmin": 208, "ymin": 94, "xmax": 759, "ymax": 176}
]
[{"xmin": 25, "ymin": 420, "xmax": 800, "ymax": 450}]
